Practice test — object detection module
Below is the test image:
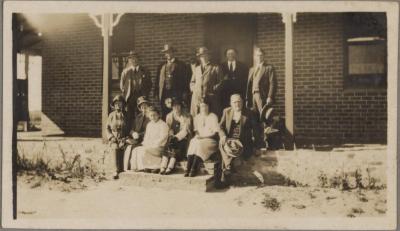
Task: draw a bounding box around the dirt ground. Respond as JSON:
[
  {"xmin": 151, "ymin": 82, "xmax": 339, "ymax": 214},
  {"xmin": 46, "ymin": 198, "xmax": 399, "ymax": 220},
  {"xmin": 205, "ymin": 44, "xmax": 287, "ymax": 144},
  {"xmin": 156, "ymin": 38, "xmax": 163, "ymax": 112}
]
[
  {"xmin": 15, "ymin": 135, "xmax": 387, "ymax": 221},
  {"xmin": 17, "ymin": 174, "xmax": 386, "ymax": 219}
]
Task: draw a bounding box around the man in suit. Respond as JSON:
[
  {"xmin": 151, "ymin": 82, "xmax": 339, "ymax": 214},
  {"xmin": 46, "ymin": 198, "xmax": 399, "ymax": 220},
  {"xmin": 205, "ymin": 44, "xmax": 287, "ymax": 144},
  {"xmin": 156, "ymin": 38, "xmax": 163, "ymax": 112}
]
[
  {"xmin": 190, "ymin": 47, "xmax": 223, "ymax": 117},
  {"xmin": 220, "ymin": 48, "xmax": 249, "ymax": 110},
  {"xmin": 246, "ymin": 48, "xmax": 277, "ymax": 148},
  {"xmin": 156, "ymin": 44, "xmax": 192, "ymax": 118},
  {"xmin": 218, "ymin": 94, "xmax": 259, "ymax": 184},
  {"xmin": 120, "ymin": 51, "xmax": 152, "ymax": 130}
]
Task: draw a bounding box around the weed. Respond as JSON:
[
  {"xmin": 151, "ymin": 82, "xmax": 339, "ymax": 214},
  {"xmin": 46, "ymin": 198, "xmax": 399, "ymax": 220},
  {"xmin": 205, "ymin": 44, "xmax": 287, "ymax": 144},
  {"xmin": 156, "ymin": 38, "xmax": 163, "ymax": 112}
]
[{"xmin": 261, "ymin": 193, "xmax": 280, "ymax": 211}]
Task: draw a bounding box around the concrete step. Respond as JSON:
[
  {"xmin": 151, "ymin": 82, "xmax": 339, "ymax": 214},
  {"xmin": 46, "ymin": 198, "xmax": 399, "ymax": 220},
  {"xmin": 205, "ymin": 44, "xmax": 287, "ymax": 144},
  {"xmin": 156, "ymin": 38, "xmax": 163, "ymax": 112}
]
[
  {"xmin": 175, "ymin": 161, "xmax": 218, "ymax": 175},
  {"xmin": 119, "ymin": 171, "xmax": 215, "ymax": 192}
]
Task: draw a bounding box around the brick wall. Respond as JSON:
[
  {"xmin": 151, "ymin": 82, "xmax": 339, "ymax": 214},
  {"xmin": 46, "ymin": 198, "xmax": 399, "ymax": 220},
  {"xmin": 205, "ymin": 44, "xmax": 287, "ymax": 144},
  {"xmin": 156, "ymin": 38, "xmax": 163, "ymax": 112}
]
[
  {"xmin": 293, "ymin": 13, "xmax": 387, "ymax": 144},
  {"xmin": 41, "ymin": 14, "xmax": 103, "ymax": 136},
  {"xmin": 131, "ymin": 14, "xmax": 205, "ymax": 108},
  {"xmin": 255, "ymin": 13, "xmax": 285, "ymax": 116}
]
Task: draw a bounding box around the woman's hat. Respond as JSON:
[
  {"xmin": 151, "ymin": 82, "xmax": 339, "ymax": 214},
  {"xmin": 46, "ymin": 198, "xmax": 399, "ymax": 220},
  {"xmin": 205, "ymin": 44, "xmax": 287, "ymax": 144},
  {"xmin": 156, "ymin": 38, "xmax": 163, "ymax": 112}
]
[
  {"xmin": 260, "ymin": 104, "xmax": 274, "ymax": 124},
  {"xmin": 147, "ymin": 106, "xmax": 160, "ymax": 114},
  {"xmin": 137, "ymin": 96, "xmax": 150, "ymax": 110},
  {"xmin": 110, "ymin": 94, "xmax": 125, "ymax": 109},
  {"xmin": 198, "ymin": 96, "xmax": 211, "ymax": 106}
]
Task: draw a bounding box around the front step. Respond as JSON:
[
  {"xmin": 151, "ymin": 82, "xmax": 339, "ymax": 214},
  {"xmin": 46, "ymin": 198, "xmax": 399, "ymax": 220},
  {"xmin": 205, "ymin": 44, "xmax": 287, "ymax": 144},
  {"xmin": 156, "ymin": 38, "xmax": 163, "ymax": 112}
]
[{"xmin": 119, "ymin": 171, "xmax": 215, "ymax": 192}]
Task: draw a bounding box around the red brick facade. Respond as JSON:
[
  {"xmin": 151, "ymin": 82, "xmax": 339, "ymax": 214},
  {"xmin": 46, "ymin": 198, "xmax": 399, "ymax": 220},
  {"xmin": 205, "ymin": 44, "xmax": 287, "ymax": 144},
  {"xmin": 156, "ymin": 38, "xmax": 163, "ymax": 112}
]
[
  {"xmin": 41, "ymin": 14, "xmax": 103, "ymax": 136},
  {"xmin": 293, "ymin": 13, "xmax": 387, "ymax": 144},
  {"xmin": 40, "ymin": 13, "xmax": 387, "ymax": 144}
]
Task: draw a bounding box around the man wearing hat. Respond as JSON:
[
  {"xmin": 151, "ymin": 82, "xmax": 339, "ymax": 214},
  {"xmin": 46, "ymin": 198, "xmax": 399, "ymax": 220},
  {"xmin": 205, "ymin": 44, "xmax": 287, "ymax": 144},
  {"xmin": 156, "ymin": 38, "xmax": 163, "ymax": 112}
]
[
  {"xmin": 161, "ymin": 96, "xmax": 193, "ymax": 175},
  {"xmin": 156, "ymin": 44, "xmax": 192, "ymax": 118},
  {"xmin": 120, "ymin": 50, "xmax": 152, "ymax": 129},
  {"xmin": 220, "ymin": 48, "xmax": 249, "ymax": 110},
  {"xmin": 246, "ymin": 48, "xmax": 276, "ymax": 148},
  {"xmin": 189, "ymin": 46, "xmax": 223, "ymax": 117},
  {"xmin": 123, "ymin": 96, "xmax": 151, "ymax": 171},
  {"xmin": 218, "ymin": 94, "xmax": 259, "ymax": 184}
]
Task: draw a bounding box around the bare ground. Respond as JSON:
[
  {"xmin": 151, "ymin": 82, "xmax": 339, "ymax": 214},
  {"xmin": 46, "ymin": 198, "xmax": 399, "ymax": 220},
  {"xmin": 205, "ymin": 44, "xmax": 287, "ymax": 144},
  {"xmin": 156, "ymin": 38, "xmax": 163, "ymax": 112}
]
[{"xmin": 17, "ymin": 174, "xmax": 386, "ymax": 219}]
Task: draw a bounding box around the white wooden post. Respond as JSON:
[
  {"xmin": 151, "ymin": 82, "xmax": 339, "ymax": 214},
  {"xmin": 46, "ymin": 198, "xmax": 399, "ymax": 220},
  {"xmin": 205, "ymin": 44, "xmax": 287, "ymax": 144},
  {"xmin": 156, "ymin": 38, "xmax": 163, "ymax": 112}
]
[
  {"xmin": 282, "ymin": 12, "xmax": 296, "ymax": 149},
  {"xmin": 89, "ymin": 13, "xmax": 124, "ymax": 141}
]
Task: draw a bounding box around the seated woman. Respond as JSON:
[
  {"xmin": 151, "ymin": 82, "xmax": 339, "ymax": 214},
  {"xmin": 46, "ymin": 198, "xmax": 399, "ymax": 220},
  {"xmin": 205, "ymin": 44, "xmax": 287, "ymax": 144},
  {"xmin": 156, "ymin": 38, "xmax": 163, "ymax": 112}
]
[
  {"xmin": 130, "ymin": 106, "xmax": 169, "ymax": 173},
  {"xmin": 160, "ymin": 97, "xmax": 192, "ymax": 175},
  {"xmin": 186, "ymin": 98, "xmax": 220, "ymax": 177},
  {"xmin": 123, "ymin": 96, "xmax": 151, "ymax": 171},
  {"xmin": 106, "ymin": 95, "xmax": 129, "ymax": 179}
]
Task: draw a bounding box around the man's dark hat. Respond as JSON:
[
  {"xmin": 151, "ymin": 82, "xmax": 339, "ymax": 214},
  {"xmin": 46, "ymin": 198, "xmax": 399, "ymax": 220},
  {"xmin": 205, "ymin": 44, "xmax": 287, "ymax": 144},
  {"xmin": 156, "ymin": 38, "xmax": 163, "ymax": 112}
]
[
  {"xmin": 171, "ymin": 96, "xmax": 184, "ymax": 106},
  {"xmin": 196, "ymin": 46, "xmax": 210, "ymax": 56},
  {"xmin": 161, "ymin": 44, "xmax": 176, "ymax": 53},
  {"xmin": 137, "ymin": 96, "xmax": 150, "ymax": 110},
  {"xmin": 127, "ymin": 50, "xmax": 139, "ymax": 58},
  {"xmin": 260, "ymin": 104, "xmax": 274, "ymax": 124}
]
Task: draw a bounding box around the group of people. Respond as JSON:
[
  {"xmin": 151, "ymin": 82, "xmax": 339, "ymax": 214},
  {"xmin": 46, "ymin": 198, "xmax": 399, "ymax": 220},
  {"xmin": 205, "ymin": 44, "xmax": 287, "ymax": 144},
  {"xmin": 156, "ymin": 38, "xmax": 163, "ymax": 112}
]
[{"xmin": 106, "ymin": 44, "xmax": 277, "ymax": 186}]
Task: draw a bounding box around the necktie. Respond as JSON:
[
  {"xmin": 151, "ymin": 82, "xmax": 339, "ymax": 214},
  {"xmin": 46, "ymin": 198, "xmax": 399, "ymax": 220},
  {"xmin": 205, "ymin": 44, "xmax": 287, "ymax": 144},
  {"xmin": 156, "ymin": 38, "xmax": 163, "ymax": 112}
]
[
  {"xmin": 254, "ymin": 66, "xmax": 260, "ymax": 77},
  {"xmin": 229, "ymin": 62, "xmax": 233, "ymax": 72},
  {"xmin": 201, "ymin": 65, "xmax": 205, "ymax": 74}
]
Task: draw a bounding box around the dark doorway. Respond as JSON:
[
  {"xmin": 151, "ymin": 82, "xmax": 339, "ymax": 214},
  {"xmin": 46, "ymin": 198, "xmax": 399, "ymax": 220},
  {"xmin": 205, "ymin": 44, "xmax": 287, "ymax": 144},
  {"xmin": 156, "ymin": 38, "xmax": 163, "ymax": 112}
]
[{"xmin": 205, "ymin": 14, "xmax": 256, "ymax": 66}]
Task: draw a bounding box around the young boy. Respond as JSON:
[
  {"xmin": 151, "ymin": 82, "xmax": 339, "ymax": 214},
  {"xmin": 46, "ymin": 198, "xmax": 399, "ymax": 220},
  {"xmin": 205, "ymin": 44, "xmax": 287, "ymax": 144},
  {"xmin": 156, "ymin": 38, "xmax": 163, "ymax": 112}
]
[{"xmin": 106, "ymin": 94, "xmax": 129, "ymax": 179}]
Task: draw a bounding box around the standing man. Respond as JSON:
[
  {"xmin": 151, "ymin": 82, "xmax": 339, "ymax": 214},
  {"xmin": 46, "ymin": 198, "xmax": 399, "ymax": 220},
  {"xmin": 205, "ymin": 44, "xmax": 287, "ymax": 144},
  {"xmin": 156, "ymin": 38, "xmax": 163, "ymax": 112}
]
[
  {"xmin": 220, "ymin": 48, "xmax": 249, "ymax": 110},
  {"xmin": 246, "ymin": 48, "xmax": 277, "ymax": 148},
  {"xmin": 246, "ymin": 48, "xmax": 276, "ymax": 117},
  {"xmin": 120, "ymin": 50, "xmax": 152, "ymax": 130},
  {"xmin": 190, "ymin": 47, "xmax": 223, "ymax": 117},
  {"xmin": 156, "ymin": 44, "xmax": 192, "ymax": 118}
]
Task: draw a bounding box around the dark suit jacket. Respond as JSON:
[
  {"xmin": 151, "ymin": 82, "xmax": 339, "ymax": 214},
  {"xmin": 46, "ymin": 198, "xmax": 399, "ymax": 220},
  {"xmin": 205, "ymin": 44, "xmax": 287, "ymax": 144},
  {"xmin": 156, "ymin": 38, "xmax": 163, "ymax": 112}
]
[
  {"xmin": 120, "ymin": 66, "xmax": 152, "ymax": 101},
  {"xmin": 218, "ymin": 107, "xmax": 258, "ymax": 157},
  {"xmin": 130, "ymin": 112, "xmax": 150, "ymax": 142},
  {"xmin": 246, "ymin": 63, "xmax": 276, "ymax": 108},
  {"xmin": 156, "ymin": 58, "xmax": 192, "ymax": 103},
  {"xmin": 220, "ymin": 61, "xmax": 249, "ymax": 100}
]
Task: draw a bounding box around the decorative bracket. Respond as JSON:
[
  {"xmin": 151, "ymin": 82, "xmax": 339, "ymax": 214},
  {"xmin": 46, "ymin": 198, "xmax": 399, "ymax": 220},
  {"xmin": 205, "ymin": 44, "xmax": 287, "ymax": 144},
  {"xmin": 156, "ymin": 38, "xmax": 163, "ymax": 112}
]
[{"xmin": 89, "ymin": 13, "xmax": 125, "ymax": 37}]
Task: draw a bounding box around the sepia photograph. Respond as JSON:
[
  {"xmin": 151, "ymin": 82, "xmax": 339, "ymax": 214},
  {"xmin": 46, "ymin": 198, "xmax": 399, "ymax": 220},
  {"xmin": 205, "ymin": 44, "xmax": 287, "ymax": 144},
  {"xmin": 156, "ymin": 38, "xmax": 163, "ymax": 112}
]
[{"xmin": 1, "ymin": 1, "xmax": 398, "ymax": 229}]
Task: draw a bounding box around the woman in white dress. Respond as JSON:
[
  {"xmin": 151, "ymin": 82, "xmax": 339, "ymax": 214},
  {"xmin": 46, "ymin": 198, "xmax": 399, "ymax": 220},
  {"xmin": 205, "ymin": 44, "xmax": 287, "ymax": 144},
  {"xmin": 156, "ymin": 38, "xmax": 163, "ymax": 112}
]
[
  {"xmin": 130, "ymin": 106, "xmax": 169, "ymax": 173},
  {"xmin": 186, "ymin": 98, "xmax": 220, "ymax": 177}
]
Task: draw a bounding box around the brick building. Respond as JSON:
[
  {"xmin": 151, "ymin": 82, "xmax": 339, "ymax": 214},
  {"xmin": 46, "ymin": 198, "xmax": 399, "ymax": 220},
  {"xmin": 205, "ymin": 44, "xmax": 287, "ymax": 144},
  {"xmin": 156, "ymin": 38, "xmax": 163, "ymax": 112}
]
[{"xmin": 18, "ymin": 12, "xmax": 387, "ymax": 145}]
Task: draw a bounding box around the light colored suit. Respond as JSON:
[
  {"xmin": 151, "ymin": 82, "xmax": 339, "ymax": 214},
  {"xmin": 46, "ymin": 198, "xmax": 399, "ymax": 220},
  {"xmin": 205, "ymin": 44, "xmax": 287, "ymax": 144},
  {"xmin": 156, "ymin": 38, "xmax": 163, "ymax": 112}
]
[{"xmin": 189, "ymin": 63, "xmax": 223, "ymax": 116}]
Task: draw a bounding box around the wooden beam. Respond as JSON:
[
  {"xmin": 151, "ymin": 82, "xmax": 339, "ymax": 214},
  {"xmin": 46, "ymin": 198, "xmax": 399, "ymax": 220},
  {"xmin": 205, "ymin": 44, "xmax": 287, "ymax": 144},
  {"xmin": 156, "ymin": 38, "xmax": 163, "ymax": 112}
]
[
  {"xmin": 282, "ymin": 13, "xmax": 296, "ymax": 150},
  {"xmin": 101, "ymin": 14, "xmax": 112, "ymax": 141}
]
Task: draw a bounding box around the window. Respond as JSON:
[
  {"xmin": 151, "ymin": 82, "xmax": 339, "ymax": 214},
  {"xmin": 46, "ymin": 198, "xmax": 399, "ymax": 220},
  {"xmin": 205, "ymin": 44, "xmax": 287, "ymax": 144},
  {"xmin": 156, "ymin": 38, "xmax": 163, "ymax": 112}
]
[{"xmin": 344, "ymin": 13, "xmax": 387, "ymax": 88}]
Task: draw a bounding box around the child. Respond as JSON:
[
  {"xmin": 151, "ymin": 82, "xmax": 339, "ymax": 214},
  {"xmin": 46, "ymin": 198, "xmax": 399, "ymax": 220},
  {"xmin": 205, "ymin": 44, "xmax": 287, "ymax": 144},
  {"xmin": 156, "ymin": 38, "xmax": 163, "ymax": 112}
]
[
  {"xmin": 161, "ymin": 97, "xmax": 192, "ymax": 175},
  {"xmin": 106, "ymin": 94, "xmax": 128, "ymax": 179}
]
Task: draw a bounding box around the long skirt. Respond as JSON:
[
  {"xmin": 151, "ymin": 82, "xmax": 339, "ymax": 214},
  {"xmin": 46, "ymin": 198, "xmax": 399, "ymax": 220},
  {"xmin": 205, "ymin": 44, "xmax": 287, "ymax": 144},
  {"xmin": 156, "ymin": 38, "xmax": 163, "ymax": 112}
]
[
  {"xmin": 187, "ymin": 137, "xmax": 218, "ymax": 161},
  {"xmin": 130, "ymin": 146, "xmax": 164, "ymax": 170}
]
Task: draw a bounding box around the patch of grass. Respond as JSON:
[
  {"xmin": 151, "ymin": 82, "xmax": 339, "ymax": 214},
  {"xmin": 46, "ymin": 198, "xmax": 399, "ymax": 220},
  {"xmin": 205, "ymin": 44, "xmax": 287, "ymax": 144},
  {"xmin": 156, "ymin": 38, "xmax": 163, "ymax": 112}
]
[
  {"xmin": 17, "ymin": 142, "xmax": 107, "ymax": 190},
  {"xmin": 350, "ymin": 207, "xmax": 364, "ymax": 214},
  {"xmin": 261, "ymin": 193, "xmax": 280, "ymax": 211},
  {"xmin": 317, "ymin": 168, "xmax": 385, "ymax": 191}
]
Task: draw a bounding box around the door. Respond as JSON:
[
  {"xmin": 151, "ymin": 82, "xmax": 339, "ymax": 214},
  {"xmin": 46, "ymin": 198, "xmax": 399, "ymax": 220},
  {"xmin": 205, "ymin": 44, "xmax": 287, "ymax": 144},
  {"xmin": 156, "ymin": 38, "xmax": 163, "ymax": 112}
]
[{"xmin": 205, "ymin": 14, "xmax": 256, "ymax": 66}]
